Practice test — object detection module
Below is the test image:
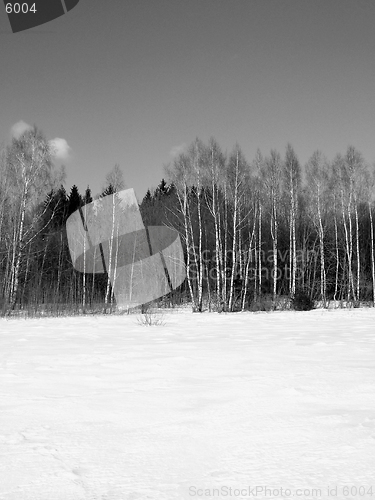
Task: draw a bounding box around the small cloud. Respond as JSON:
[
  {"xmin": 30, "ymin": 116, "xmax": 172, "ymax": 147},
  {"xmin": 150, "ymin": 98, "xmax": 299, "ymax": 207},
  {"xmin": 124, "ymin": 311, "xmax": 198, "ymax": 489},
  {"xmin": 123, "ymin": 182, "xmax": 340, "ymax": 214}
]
[
  {"xmin": 169, "ymin": 143, "xmax": 187, "ymax": 157},
  {"xmin": 49, "ymin": 137, "xmax": 72, "ymax": 160},
  {"xmin": 11, "ymin": 120, "xmax": 32, "ymax": 139}
]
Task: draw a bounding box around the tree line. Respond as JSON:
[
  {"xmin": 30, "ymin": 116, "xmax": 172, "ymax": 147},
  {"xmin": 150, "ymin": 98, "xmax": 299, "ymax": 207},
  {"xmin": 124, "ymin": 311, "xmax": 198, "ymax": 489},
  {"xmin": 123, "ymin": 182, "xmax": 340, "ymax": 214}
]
[
  {"xmin": 162, "ymin": 138, "xmax": 375, "ymax": 311},
  {"xmin": 0, "ymin": 127, "xmax": 374, "ymax": 315}
]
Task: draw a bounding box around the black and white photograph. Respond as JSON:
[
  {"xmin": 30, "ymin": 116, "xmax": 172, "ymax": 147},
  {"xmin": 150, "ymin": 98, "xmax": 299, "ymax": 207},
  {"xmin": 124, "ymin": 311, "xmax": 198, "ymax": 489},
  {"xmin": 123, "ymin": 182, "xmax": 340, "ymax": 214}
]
[{"xmin": 0, "ymin": 1, "xmax": 374, "ymax": 499}]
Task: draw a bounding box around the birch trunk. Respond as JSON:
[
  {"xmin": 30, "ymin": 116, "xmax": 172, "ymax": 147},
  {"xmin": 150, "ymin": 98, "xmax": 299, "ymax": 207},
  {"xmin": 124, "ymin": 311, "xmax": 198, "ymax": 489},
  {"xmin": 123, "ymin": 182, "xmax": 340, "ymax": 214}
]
[
  {"xmin": 369, "ymin": 202, "xmax": 375, "ymax": 307},
  {"xmin": 228, "ymin": 154, "xmax": 239, "ymax": 312},
  {"xmin": 242, "ymin": 211, "xmax": 257, "ymax": 311},
  {"xmin": 354, "ymin": 203, "xmax": 360, "ymax": 302}
]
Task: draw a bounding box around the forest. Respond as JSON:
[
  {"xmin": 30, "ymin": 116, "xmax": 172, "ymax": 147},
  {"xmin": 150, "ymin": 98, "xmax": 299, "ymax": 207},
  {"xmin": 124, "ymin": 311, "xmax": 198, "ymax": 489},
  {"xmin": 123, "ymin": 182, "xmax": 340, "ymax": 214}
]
[{"xmin": 1, "ymin": 126, "xmax": 375, "ymax": 315}]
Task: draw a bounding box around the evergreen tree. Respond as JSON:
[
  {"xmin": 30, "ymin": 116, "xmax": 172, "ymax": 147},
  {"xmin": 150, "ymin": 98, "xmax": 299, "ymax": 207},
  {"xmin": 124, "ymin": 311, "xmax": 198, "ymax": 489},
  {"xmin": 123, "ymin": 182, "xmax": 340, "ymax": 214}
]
[
  {"xmin": 101, "ymin": 183, "xmax": 115, "ymax": 197},
  {"xmin": 142, "ymin": 189, "xmax": 153, "ymax": 204},
  {"xmin": 83, "ymin": 186, "xmax": 93, "ymax": 204},
  {"xmin": 155, "ymin": 178, "xmax": 169, "ymax": 199},
  {"xmin": 67, "ymin": 185, "xmax": 83, "ymax": 216}
]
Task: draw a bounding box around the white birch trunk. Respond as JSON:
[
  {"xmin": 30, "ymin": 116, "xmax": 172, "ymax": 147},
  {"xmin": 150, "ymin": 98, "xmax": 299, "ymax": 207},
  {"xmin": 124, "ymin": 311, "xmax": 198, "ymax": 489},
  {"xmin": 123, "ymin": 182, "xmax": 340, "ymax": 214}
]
[{"xmin": 369, "ymin": 202, "xmax": 375, "ymax": 307}]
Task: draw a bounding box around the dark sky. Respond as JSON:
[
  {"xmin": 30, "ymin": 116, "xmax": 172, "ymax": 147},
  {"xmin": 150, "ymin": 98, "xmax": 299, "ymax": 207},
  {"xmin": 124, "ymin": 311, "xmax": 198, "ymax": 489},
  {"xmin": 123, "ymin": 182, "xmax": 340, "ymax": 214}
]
[{"xmin": 1, "ymin": 0, "xmax": 375, "ymax": 200}]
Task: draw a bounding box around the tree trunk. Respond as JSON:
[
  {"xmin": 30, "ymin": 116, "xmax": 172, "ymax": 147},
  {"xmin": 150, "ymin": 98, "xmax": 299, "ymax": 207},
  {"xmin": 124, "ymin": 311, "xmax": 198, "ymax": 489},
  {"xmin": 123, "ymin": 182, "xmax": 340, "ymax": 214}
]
[
  {"xmin": 258, "ymin": 203, "xmax": 262, "ymax": 297},
  {"xmin": 355, "ymin": 203, "xmax": 360, "ymax": 303},
  {"xmin": 228, "ymin": 159, "xmax": 239, "ymax": 312},
  {"xmin": 10, "ymin": 187, "xmax": 28, "ymax": 307},
  {"xmin": 333, "ymin": 204, "xmax": 339, "ymax": 302},
  {"xmin": 369, "ymin": 202, "xmax": 375, "ymax": 307},
  {"xmin": 341, "ymin": 190, "xmax": 354, "ymax": 301},
  {"xmin": 242, "ymin": 212, "xmax": 257, "ymax": 311},
  {"xmin": 317, "ymin": 193, "xmax": 326, "ymax": 306}
]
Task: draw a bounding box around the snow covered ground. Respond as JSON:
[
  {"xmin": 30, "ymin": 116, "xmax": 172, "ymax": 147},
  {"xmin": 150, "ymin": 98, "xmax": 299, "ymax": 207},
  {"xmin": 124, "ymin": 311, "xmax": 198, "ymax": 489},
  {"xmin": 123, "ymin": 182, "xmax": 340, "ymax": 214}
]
[{"xmin": 0, "ymin": 308, "xmax": 374, "ymax": 500}]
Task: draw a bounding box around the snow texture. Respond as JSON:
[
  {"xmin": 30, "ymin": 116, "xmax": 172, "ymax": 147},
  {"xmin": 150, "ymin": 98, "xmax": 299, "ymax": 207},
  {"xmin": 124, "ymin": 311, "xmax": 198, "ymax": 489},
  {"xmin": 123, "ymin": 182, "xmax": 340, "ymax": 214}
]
[{"xmin": 0, "ymin": 309, "xmax": 374, "ymax": 500}]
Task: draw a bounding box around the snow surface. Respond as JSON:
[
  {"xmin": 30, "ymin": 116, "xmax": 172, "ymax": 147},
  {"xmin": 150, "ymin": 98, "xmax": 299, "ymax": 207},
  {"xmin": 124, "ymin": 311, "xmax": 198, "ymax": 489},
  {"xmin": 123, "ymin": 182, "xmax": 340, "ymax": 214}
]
[{"xmin": 0, "ymin": 309, "xmax": 374, "ymax": 500}]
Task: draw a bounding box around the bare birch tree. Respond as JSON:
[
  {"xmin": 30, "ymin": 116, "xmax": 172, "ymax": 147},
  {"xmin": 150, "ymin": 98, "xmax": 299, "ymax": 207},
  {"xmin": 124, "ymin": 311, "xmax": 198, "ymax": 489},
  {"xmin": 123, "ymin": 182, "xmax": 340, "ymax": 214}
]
[
  {"xmin": 101, "ymin": 164, "xmax": 126, "ymax": 310},
  {"xmin": 305, "ymin": 150, "xmax": 330, "ymax": 306},
  {"xmin": 366, "ymin": 165, "xmax": 375, "ymax": 306},
  {"xmin": 262, "ymin": 150, "xmax": 282, "ymax": 302},
  {"xmin": 345, "ymin": 146, "xmax": 366, "ymax": 304},
  {"xmin": 165, "ymin": 151, "xmax": 197, "ymax": 310},
  {"xmin": 283, "ymin": 144, "xmax": 301, "ymax": 297},
  {"xmin": 202, "ymin": 138, "xmax": 226, "ymax": 310},
  {"xmin": 5, "ymin": 126, "xmax": 62, "ymax": 308},
  {"xmin": 227, "ymin": 145, "xmax": 249, "ymax": 311}
]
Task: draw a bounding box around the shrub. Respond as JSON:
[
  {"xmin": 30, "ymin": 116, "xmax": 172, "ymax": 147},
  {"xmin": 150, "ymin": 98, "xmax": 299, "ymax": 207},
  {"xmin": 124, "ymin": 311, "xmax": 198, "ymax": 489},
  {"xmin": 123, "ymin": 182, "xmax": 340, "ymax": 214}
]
[
  {"xmin": 137, "ymin": 308, "xmax": 166, "ymax": 326},
  {"xmin": 248, "ymin": 296, "xmax": 275, "ymax": 312},
  {"xmin": 273, "ymin": 295, "xmax": 292, "ymax": 311},
  {"xmin": 291, "ymin": 290, "xmax": 315, "ymax": 311}
]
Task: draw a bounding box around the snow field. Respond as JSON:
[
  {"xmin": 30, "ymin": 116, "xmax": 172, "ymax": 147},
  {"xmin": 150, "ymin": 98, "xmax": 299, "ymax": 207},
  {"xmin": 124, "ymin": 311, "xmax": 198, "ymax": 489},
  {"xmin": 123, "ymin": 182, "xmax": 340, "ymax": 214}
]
[{"xmin": 0, "ymin": 308, "xmax": 374, "ymax": 500}]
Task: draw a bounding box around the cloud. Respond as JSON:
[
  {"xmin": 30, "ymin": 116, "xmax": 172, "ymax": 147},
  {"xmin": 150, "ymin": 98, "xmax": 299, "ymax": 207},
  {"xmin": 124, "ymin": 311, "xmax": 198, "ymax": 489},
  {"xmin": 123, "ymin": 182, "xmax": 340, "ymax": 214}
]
[
  {"xmin": 10, "ymin": 123, "xmax": 72, "ymax": 161},
  {"xmin": 49, "ymin": 137, "xmax": 72, "ymax": 161},
  {"xmin": 11, "ymin": 120, "xmax": 33, "ymax": 139},
  {"xmin": 169, "ymin": 143, "xmax": 187, "ymax": 157}
]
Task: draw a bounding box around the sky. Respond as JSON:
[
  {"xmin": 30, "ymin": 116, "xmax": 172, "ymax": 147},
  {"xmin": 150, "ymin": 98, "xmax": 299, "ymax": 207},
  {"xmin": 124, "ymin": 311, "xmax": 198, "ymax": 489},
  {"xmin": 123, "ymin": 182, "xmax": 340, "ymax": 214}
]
[{"xmin": 0, "ymin": 0, "xmax": 375, "ymax": 201}]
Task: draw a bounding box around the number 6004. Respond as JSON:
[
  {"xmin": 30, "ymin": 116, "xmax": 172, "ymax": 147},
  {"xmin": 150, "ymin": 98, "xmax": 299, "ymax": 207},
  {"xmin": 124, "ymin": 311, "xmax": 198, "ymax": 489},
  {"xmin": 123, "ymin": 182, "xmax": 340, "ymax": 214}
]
[{"xmin": 6, "ymin": 3, "xmax": 37, "ymax": 14}]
